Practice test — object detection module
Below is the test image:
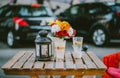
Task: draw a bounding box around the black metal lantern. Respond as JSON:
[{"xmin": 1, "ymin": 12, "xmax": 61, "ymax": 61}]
[{"xmin": 35, "ymin": 30, "xmax": 53, "ymax": 61}]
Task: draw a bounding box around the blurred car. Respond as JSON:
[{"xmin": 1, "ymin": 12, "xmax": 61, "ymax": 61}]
[
  {"xmin": 104, "ymin": 2, "xmax": 120, "ymax": 12},
  {"xmin": 0, "ymin": 4, "xmax": 56, "ymax": 47},
  {"xmin": 58, "ymin": 2, "xmax": 120, "ymax": 46}
]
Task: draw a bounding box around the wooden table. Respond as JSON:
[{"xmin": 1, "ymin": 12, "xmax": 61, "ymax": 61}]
[{"xmin": 2, "ymin": 51, "xmax": 107, "ymax": 78}]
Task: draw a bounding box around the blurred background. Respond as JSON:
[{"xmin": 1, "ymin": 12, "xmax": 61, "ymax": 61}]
[{"xmin": 0, "ymin": 0, "xmax": 120, "ymax": 78}]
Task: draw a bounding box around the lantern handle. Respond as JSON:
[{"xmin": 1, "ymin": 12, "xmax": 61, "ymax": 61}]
[{"xmin": 39, "ymin": 30, "xmax": 48, "ymax": 37}]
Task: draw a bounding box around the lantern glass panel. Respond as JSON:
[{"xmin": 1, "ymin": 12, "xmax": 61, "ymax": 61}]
[{"xmin": 41, "ymin": 44, "xmax": 48, "ymax": 57}]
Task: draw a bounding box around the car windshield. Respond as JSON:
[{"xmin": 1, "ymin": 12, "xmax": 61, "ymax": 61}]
[
  {"xmin": 111, "ymin": 5, "xmax": 120, "ymax": 12},
  {"xmin": 88, "ymin": 3, "xmax": 112, "ymax": 15},
  {"xmin": 19, "ymin": 6, "xmax": 54, "ymax": 17},
  {"xmin": 104, "ymin": 2, "xmax": 120, "ymax": 12}
]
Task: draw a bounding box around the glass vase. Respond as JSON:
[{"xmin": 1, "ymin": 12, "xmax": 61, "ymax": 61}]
[{"xmin": 52, "ymin": 37, "xmax": 66, "ymax": 60}]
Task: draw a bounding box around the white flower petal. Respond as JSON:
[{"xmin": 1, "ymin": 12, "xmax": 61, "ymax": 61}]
[
  {"xmin": 51, "ymin": 25, "xmax": 61, "ymax": 32},
  {"xmin": 68, "ymin": 27, "xmax": 73, "ymax": 36}
]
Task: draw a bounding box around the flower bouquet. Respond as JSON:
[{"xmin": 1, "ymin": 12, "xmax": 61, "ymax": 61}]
[
  {"xmin": 49, "ymin": 19, "xmax": 76, "ymax": 38},
  {"xmin": 48, "ymin": 19, "xmax": 76, "ymax": 60}
]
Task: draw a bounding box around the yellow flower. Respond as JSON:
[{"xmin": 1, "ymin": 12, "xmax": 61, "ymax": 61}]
[
  {"xmin": 60, "ymin": 21, "xmax": 70, "ymax": 31},
  {"xmin": 49, "ymin": 19, "xmax": 71, "ymax": 31},
  {"xmin": 48, "ymin": 22, "xmax": 55, "ymax": 26},
  {"xmin": 55, "ymin": 19, "xmax": 61, "ymax": 23},
  {"xmin": 55, "ymin": 19, "xmax": 62, "ymax": 27}
]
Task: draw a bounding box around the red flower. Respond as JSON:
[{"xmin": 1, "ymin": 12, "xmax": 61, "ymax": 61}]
[
  {"xmin": 55, "ymin": 30, "xmax": 69, "ymax": 37},
  {"xmin": 50, "ymin": 23, "xmax": 55, "ymax": 26}
]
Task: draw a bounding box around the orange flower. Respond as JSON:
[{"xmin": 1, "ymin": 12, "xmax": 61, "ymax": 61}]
[
  {"xmin": 60, "ymin": 21, "xmax": 70, "ymax": 31},
  {"xmin": 54, "ymin": 19, "xmax": 71, "ymax": 31}
]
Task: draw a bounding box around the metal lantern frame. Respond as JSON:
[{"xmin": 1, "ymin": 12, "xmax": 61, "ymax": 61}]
[{"xmin": 35, "ymin": 30, "xmax": 53, "ymax": 61}]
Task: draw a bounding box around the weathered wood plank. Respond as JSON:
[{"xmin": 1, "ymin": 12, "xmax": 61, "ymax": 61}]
[
  {"xmin": 74, "ymin": 58, "xmax": 85, "ymax": 69},
  {"xmin": 87, "ymin": 52, "xmax": 107, "ymax": 69},
  {"xmin": 33, "ymin": 61, "xmax": 44, "ymax": 69},
  {"xmin": 23, "ymin": 54, "xmax": 35, "ymax": 69},
  {"xmin": 2, "ymin": 51, "xmax": 25, "ymax": 69},
  {"xmin": 55, "ymin": 60, "xmax": 64, "ymax": 69},
  {"xmin": 65, "ymin": 52, "xmax": 73, "ymax": 61},
  {"xmin": 82, "ymin": 52, "xmax": 97, "ymax": 69},
  {"xmin": 12, "ymin": 52, "xmax": 33, "ymax": 69},
  {"xmin": 65, "ymin": 53, "xmax": 74, "ymax": 69},
  {"xmin": 75, "ymin": 75, "xmax": 83, "ymax": 78},
  {"xmin": 2, "ymin": 51, "xmax": 106, "ymax": 77},
  {"xmin": 65, "ymin": 61, "xmax": 74, "ymax": 69},
  {"xmin": 44, "ymin": 61, "xmax": 54, "ymax": 69}
]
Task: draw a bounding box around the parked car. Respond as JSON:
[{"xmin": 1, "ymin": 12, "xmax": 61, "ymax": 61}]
[
  {"xmin": 58, "ymin": 2, "xmax": 120, "ymax": 46},
  {"xmin": 0, "ymin": 4, "xmax": 56, "ymax": 47},
  {"xmin": 104, "ymin": 2, "xmax": 120, "ymax": 12}
]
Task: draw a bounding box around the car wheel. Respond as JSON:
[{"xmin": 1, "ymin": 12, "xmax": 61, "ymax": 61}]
[
  {"xmin": 91, "ymin": 27, "xmax": 109, "ymax": 46},
  {"xmin": 7, "ymin": 31, "xmax": 16, "ymax": 47}
]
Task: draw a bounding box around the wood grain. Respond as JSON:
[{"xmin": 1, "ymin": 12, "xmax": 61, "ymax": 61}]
[{"xmin": 2, "ymin": 51, "xmax": 107, "ymax": 78}]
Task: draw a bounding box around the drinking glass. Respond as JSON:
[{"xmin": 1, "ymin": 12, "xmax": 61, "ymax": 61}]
[{"xmin": 72, "ymin": 37, "xmax": 83, "ymax": 58}]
